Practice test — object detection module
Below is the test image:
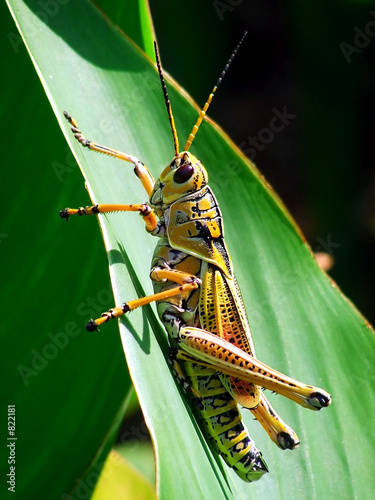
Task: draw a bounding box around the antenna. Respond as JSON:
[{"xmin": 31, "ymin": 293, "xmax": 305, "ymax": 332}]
[
  {"xmin": 184, "ymin": 31, "xmax": 248, "ymax": 152},
  {"xmin": 154, "ymin": 41, "xmax": 180, "ymax": 156}
]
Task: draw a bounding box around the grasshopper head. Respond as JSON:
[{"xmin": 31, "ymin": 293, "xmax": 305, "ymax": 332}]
[{"xmin": 150, "ymin": 152, "xmax": 208, "ymax": 208}]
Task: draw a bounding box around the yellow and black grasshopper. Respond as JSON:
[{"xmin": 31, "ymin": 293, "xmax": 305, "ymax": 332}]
[{"xmin": 60, "ymin": 35, "xmax": 331, "ymax": 482}]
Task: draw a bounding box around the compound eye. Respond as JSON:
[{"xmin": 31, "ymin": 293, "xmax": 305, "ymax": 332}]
[{"xmin": 173, "ymin": 163, "xmax": 194, "ymax": 184}]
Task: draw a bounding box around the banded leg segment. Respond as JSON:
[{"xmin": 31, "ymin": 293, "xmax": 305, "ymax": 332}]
[
  {"xmin": 251, "ymin": 394, "xmax": 299, "ymax": 450},
  {"xmin": 86, "ymin": 267, "xmax": 201, "ymax": 331},
  {"xmin": 150, "ymin": 267, "xmax": 201, "ymax": 285},
  {"xmin": 64, "ymin": 111, "xmax": 155, "ymax": 196},
  {"xmin": 218, "ymin": 374, "xmax": 299, "ymax": 450},
  {"xmin": 175, "ymin": 328, "xmax": 331, "ymax": 411},
  {"xmin": 60, "ymin": 203, "xmax": 157, "ymax": 232}
]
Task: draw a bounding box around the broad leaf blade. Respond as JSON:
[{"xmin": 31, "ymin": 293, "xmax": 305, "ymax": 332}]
[{"xmin": 1, "ymin": 1, "xmax": 146, "ymax": 499}]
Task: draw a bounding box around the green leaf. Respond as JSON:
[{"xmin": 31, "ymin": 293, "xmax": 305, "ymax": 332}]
[
  {"xmin": 3, "ymin": 1, "xmax": 375, "ymax": 499},
  {"xmin": 94, "ymin": 0, "xmax": 155, "ymax": 59},
  {"xmin": 91, "ymin": 449, "xmax": 156, "ymax": 500},
  {"xmin": 1, "ymin": 1, "xmax": 145, "ymax": 499}
]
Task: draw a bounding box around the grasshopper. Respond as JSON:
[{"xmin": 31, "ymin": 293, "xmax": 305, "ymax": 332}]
[{"xmin": 61, "ymin": 35, "xmax": 331, "ymax": 482}]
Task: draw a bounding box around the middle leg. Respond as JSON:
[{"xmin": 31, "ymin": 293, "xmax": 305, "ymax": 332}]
[{"xmin": 86, "ymin": 266, "xmax": 201, "ymax": 331}]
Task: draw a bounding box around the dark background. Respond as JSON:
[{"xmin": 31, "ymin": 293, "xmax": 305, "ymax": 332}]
[{"xmin": 149, "ymin": 0, "xmax": 375, "ymax": 326}]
